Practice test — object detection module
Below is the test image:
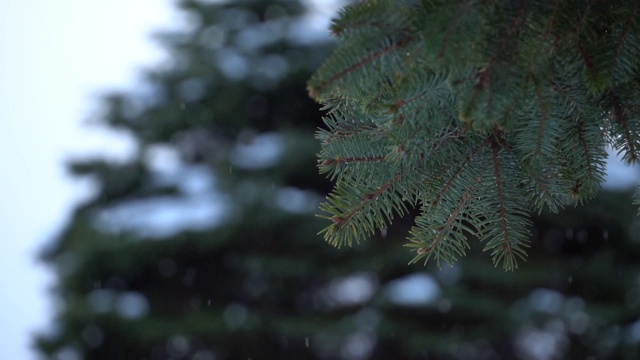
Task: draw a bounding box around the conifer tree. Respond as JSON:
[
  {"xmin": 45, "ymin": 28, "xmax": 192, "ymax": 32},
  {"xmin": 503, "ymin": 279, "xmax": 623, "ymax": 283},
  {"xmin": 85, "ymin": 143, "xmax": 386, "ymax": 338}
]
[
  {"xmin": 35, "ymin": 1, "xmax": 640, "ymax": 359},
  {"xmin": 308, "ymin": 0, "xmax": 640, "ymax": 270}
]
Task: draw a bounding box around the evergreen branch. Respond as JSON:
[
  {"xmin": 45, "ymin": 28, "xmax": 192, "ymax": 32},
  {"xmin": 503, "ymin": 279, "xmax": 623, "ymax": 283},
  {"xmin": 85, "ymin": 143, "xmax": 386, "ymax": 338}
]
[
  {"xmin": 525, "ymin": 163, "xmax": 568, "ymax": 214},
  {"xmin": 577, "ymin": 42, "xmax": 595, "ymax": 76},
  {"xmin": 606, "ymin": 3, "xmax": 639, "ymax": 82},
  {"xmin": 608, "ymin": 90, "xmax": 640, "ymax": 164},
  {"xmin": 319, "ymin": 173, "xmax": 410, "ymax": 248},
  {"xmin": 550, "ymin": 77, "xmax": 586, "ymax": 118},
  {"xmin": 455, "ymin": 1, "xmax": 530, "ymax": 126},
  {"xmin": 452, "ymin": 58, "xmax": 533, "ymax": 130},
  {"xmin": 317, "ymin": 112, "xmax": 390, "ymax": 182},
  {"xmin": 491, "ymin": 145, "xmax": 512, "ymax": 259},
  {"xmin": 514, "ymin": 77, "xmax": 559, "ymax": 165},
  {"xmin": 317, "ymin": 106, "xmax": 386, "ymax": 147},
  {"xmin": 365, "ymin": 67, "xmax": 456, "ymax": 131},
  {"xmin": 392, "ymin": 85, "xmax": 447, "ymax": 114},
  {"xmin": 612, "ymin": 98, "xmax": 631, "ymax": 148},
  {"xmin": 308, "ymin": 35, "xmax": 413, "ymax": 100},
  {"xmin": 419, "ymin": 0, "xmax": 487, "ymax": 67},
  {"xmin": 542, "ymin": 0, "xmax": 563, "ymax": 38},
  {"xmin": 330, "ymin": 0, "xmax": 387, "ymax": 36},
  {"xmin": 568, "ymin": 3, "xmax": 614, "ymax": 93},
  {"xmin": 533, "ymin": 85, "xmax": 550, "ymax": 161},
  {"xmin": 430, "ymin": 141, "xmax": 479, "ymax": 208},
  {"xmin": 493, "ymin": 0, "xmax": 529, "ymax": 56},
  {"xmin": 318, "ymin": 153, "xmax": 388, "ymax": 182},
  {"xmin": 317, "ymin": 119, "xmax": 381, "ymax": 143},
  {"xmin": 477, "ymin": 143, "xmax": 531, "ymax": 271},
  {"xmin": 576, "ymin": 120, "xmax": 595, "ymax": 182},
  {"xmin": 329, "ymin": 0, "xmax": 414, "ymax": 38},
  {"xmin": 407, "ymin": 189, "xmax": 474, "ymax": 267},
  {"xmin": 311, "ymin": 0, "xmax": 640, "ymax": 270},
  {"xmin": 557, "ymin": 116, "xmax": 606, "ymax": 201},
  {"xmin": 384, "ymin": 72, "xmax": 452, "ymax": 119},
  {"xmin": 436, "ymin": 0, "xmax": 474, "ymax": 59},
  {"xmin": 320, "ymin": 156, "xmax": 386, "ymax": 166}
]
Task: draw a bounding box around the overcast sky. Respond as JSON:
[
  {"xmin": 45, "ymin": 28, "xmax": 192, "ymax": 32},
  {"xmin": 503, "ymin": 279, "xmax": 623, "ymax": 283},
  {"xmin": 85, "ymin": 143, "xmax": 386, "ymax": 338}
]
[
  {"xmin": 0, "ymin": 1, "xmax": 637, "ymax": 359},
  {"xmin": 0, "ymin": 1, "xmax": 177, "ymax": 358}
]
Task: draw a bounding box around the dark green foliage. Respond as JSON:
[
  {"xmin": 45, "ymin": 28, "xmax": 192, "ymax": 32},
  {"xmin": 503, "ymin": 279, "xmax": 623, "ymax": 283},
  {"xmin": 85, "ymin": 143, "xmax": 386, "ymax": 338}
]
[
  {"xmin": 308, "ymin": 0, "xmax": 640, "ymax": 270},
  {"xmin": 37, "ymin": 0, "xmax": 640, "ymax": 359}
]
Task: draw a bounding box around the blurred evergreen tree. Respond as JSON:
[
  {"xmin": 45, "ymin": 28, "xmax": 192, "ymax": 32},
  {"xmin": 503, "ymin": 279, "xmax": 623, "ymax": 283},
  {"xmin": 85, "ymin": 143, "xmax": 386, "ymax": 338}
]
[{"xmin": 37, "ymin": 0, "xmax": 640, "ymax": 359}]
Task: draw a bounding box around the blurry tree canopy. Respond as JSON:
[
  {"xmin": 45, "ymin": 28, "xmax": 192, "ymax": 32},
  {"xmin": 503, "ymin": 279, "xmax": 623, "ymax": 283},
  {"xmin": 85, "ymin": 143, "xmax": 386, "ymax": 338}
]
[
  {"xmin": 37, "ymin": 0, "xmax": 640, "ymax": 359},
  {"xmin": 308, "ymin": 0, "xmax": 640, "ymax": 270}
]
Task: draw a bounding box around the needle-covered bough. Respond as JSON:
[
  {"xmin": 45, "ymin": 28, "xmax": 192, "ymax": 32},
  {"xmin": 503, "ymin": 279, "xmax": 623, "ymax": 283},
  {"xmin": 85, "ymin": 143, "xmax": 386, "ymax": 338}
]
[{"xmin": 307, "ymin": 0, "xmax": 640, "ymax": 270}]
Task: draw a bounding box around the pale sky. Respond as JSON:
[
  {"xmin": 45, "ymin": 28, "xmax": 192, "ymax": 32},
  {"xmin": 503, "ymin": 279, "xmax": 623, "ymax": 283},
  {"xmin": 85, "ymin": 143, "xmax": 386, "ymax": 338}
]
[
  {"xmin": 0, "ymin": 1, "xmax": 177, "ymax": 358},
  {"xmin": 0, "ymin": 1, "xmax": 636, "ymax": 359}
]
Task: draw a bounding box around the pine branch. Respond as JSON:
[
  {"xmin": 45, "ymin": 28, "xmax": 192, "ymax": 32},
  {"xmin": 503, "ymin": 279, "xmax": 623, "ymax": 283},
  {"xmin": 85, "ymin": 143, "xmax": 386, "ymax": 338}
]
[
  {"xmin": 514, "ymin": 77, "xmax": 559, "ymax": 165},
  {"xmin": 309, "ymin": 0, "xmax": 640, "ymax": 270},
  {"xmin": 319, "ymin": 172, "xmax": 409, "ymax": 247},
  {"xmin": 557, "ymin": 116, "xmax": 607, "ymax": 201},
  {"xmin": 586, "ymin": 1, "xmax": 640, "ymax": 91},
  {"xmin": 407, "ymin": 189, "xmax": 475, "ymax": 267},
  {"xmin": 525, "ymin": 162, "xmax": 569, "ymax": 214},
  {"xmin": 607, "ymin": 89, "xmax": 640, "ymax": 164},
  {"xmin": 429, "ymin": 140, "xmax": 480, "ymax": 208},
  {"xmin": 606, "ymin": 3, "xmax": 639, "ymax": 81},
  {"xmin": 329, "ymin": 0, "xmax": 413, "ymax": 38},
  {"xmin": 307, "ymin": 33, "xmax": 414, "ymax": 101},
  {"xmin": 480, "ymin": 144, "xmax": 531, "ymax": 271}
]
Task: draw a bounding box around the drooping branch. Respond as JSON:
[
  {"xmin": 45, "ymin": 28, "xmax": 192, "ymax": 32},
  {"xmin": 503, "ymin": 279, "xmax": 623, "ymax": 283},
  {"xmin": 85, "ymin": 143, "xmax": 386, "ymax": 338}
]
[
  {"xmin": 329, "ymin": 174, "xmax": 403, "ymax": 231},
  {"xmin": 610, "ymin": 92, "xmax": 639, "ymax": 163},
  {"xmin": 310, "ymin": 0, "xmax": 640, "ymax": 270},
  {"xmin": 409, "ymin": 189, "xmax": 474, "ymax": 266}
]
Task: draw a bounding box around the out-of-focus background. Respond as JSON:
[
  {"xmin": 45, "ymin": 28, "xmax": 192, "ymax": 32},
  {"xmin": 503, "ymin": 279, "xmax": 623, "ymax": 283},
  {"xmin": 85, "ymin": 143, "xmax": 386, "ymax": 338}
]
[
  {"xmin": 0, "ymin": 1, "xmax": 175, "ymax": 359},
  {"xmin": 0, "ymin": 1, "xmax": 180, "ymax": 358},
  {"xmin": 1, "ymin": 0, "xmax": 640, "ymax": 359}
]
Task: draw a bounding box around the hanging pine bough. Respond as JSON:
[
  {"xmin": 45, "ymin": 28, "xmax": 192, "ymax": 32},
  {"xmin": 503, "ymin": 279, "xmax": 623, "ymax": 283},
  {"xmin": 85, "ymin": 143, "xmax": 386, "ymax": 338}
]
[{"xmin": 307, "ymin": 0, "xmax": 640, "ymax": 270}]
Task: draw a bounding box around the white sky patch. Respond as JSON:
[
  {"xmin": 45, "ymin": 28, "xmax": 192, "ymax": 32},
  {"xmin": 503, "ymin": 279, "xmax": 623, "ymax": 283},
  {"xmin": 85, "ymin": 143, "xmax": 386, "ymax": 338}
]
[
  {"xmin": 95, "ymin": 193, "xmax": 231, "ymax": 238},
  {"xmin": 144, "ymin": 144, "xmax": 182, "ymax": 174},
  {"xmin": 230, "ymin": 132, "xmax": 284, "ymax": 169},
  {"xmin": 0, "ymin": 1, "xmax": 177, "ymax": 358},
  {"xmin": 276, "ymin": 187, "xmax": 322, "ymax": 214},
  {"xmin": 95, "ymin": 164, "xmax": 232, "ymax": 238},
  {"xmin": 320, "ymin": 272, "xmax": 379, "ymax": 308},
  {"xmin": 603, "ymin": 146, "xmax": 640, "ymax": 190},
  {"xmin": 385, "ymin": 273, "xmax": 441, "ymax": 306}
]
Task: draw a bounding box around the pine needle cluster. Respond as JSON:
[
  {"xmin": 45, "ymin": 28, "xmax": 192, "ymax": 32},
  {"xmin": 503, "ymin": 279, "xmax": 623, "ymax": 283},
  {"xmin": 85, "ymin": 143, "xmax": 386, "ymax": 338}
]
[{"xmin": 308, "ymin": 0, "xmax": 640, "ymax": 270}]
